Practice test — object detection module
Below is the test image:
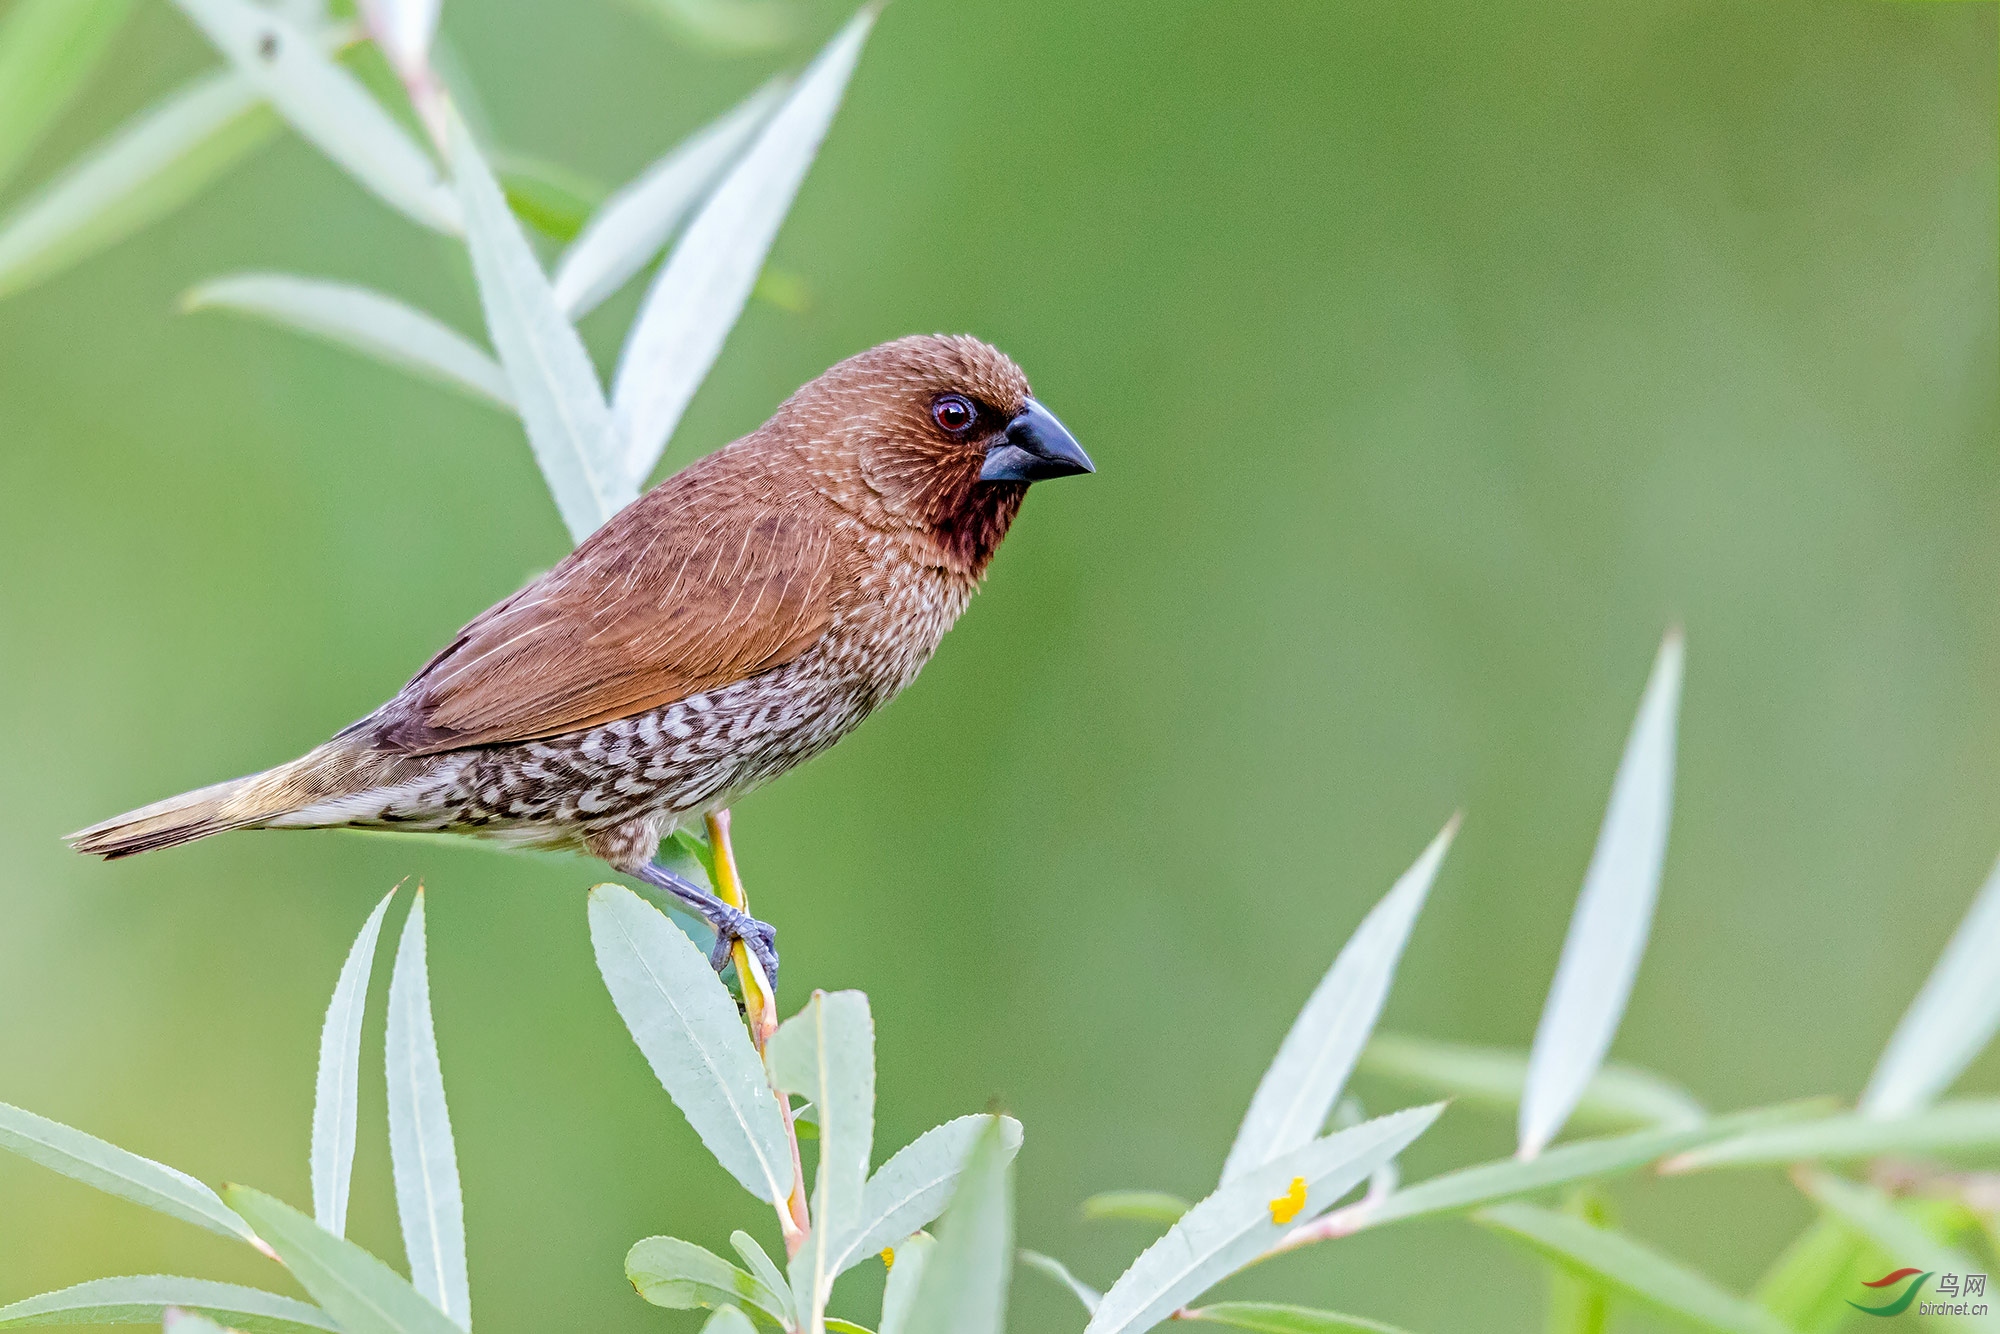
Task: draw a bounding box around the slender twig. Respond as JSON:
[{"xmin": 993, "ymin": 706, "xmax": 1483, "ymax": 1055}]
[{"xmin": 707, "ymin": 808, "xmax": 812, "ymax": 1254}]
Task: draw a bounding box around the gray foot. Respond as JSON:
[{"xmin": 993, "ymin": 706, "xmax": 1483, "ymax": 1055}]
[{"xmin": 631, "ymin": 861, "xmax": 780, "ymax": 993}]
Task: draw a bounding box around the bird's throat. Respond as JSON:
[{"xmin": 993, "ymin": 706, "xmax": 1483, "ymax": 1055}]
[{"xmin": 932, "ymin": 479, "xmax": 1026, "ymax": 575}]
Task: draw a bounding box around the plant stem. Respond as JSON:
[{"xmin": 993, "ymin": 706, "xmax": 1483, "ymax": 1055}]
[{"xmin": 706, "ymin": 808, "xmax": 812, "ymax": 1254}]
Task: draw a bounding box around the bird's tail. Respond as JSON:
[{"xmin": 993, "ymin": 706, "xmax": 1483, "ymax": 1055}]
[{"xmin": 67, "ymin": 738, "xmax": 394, "ymax": 860}]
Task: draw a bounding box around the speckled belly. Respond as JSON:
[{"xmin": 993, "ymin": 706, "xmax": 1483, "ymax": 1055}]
[{"xmin": 289, "ymin": 645, "xmax": 882, "ymax": 854}]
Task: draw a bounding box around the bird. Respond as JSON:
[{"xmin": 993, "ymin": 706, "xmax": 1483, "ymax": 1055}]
[{"xmin": 68, "ymin": 334, "xmax": 1093, "ymax": 996}]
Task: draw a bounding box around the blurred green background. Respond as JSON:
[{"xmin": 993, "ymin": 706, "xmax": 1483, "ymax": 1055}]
[{"xmin": 0, "ymin": 1, "xmax": 1995, "ymax": 1329}]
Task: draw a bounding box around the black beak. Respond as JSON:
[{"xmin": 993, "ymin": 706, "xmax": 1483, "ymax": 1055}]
[{"xmin": 980, "ymin": 398, "xmax": 1095, "ymax": 482}]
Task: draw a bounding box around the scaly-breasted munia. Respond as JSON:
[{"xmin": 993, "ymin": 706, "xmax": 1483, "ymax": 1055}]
[{"xmin": 70, "ymin": 335, "xmax": 1094, "ymax": 987}]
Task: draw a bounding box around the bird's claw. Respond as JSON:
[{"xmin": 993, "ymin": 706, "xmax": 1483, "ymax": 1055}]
[
  {"xmin": 709, "ymin": 904, "xmax": 780, "ymax": 994},
  {"xmin": 630, "ymin": 860, "xmax": 780, "ymax": 996}
]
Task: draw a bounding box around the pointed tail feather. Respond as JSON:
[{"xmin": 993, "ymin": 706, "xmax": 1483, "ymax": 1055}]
[
  {"xmin": 67, "ymin": 773, "xmax": 276, "ymax": 858},
  {"xmin": 67, "ymin": 740, "xmax": 399, "ymax": 859}
]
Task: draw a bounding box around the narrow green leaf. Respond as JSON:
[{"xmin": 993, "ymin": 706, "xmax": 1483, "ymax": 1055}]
[
  {"xmin": 450, "ymin": 113, "xmax": 631, "ymax": 542},
  {"xmin": 625, "ymin": 1236, "xmax": 791, "ymax": 1327},
  {"xmin": 0, "ymin": 68, "xmax": 279, "ymax": 300},
  {"xmin": 0, "ymin": 1276, "xmax": 338, "ymax": 1332},
  {"xmin": 311, "ymin": 887, "xmax": 395, "ymax": 1237},
  {"xmin": 822, "ymin": 1321, "xmax": 874, "ymax": 1334},
  {"xmin": 1083, "ymin": 1105, "xmax": 1444, "ymax": 1334},
  {"xmin": 611, "ymin": 3, "xmax": 875, "ymax": 483},
  {"xmin": 1545, "ymin": 1190, "xmax": 1612, "ymax": 1334},
  {"xmin": 1660, "ymin": 1098, "xmax": 2000, "ymax": 1173},
  {"xmin": 0, "ymin": 1101, "xmax": 258, "ymax": 1246},
  {"xmin": 1347, "ymin": 1100, "xmax": 1836, "ymax": 1239},
  {"xmin": 221, "ymin": 1187, "xmax": 463, "ymax": 1334},
  {"xmin": 587, "ymin": 885, "xmax": 791, "ymax": 1202},
  {"xmin": 1752, "ymin": 1215, "xmax": 1874, "ymax": 1334},
  {"xmin": 768, "ymin": 991, "xmax": 875, "ymax": 1331},
  {"xmin": 0, "ymin": 0, "xmax": 134, "ymax": 196},
  {"xmin": 1079, "ymin": 1191, "xmax": 1189, "ymax": 1226},
  {"xmin": 1794, "ymin": 1171, "xmax": 2000, "ymax": 1332},
  {"xmin": 1018, "ymin": 1251, "xmax": 1100, "ymax": 1315},
  {"xmin": 1221, "ymin": 819, "xmax": 1456, "ymax": 1183},
  {"xmin": 494, "ymin": 154, "xmax": 603, "ymax": 243},
  {"xmin": 626, "ymin": 0, "xmax": 795, "ymax": 55},
  {"xmin": 1476, "ymin": 1203, "xmax": 1796, "ymax": 1334},
  {"xmin": 1180, "ymin": 1304, "xmax": 1416, "ymax": 1334},
  {"xmin": 834, "ymin": 1114, "xmax": 1024, "ymax": 1278},
  {"xmin": 161, "ymin": 1310, "xmax": 233, "ymax": 1334},
  {"xmin": 1360, "ymin": 1033, "xmax": 1704, "ymax": 1132},
  {"xmin": 750, "ymin": 265, "xmax": 807, "ymax": 313},
  {"xmin": 1863, "ymin": 852, "xmax": 2000, "ymax": 1118},
  {"xmin": 1520, "ymin": 630, "xmax": 1685, "ymax": 1159},
  {"xmin": 729, "ymin": 1232, "xmax": 797, "ymax": 1329},
  {"xmin": 186, "ymin": 273, "xmax": 512, "ymax": 410},
  {"xmin": 902, "ymin": 1116, "xmax": 1016, "ymax": 1334},
  {"xmin": 877, "ymin": 1234, "xmax": 932, "ymax": 1334},
  {"xmin": 168, "ymin": 0, "xmax": 459, "ymax": 232},
  {"xmin": 384, "ymin": 891, "xmax": 469, "ymax": 1330},
  {"xmin": 552, "ymin": 81, "xmax": 779, "ymax": 318},
  {"xmin": 700, "ymin": 1308, "xmax": 760, "ymax": 1334}
]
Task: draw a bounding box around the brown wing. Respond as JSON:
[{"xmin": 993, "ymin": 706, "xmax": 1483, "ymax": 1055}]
[{"xmin": 367, "ymin": 481, "xmax": 842, "ymax": 754}]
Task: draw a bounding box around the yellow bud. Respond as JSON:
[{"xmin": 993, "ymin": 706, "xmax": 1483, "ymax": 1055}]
[{"xmin": 1268, "ymin": 1176, "xmax": 1308, "ymax": 1225}]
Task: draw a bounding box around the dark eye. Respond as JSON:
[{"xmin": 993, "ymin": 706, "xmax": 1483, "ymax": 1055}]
[{"xmin": 932, "ymin": 395, "xmax": 977, "ymax": 435}]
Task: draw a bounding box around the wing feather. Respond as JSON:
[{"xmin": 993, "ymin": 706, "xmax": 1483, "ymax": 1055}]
[{"xmin": 367, "ymin": 468, "xmax": 843, "ymax": 754}]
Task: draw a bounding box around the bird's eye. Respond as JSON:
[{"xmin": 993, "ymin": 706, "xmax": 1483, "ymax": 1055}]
[{"xmin": 932, "ymin": 395, "xmax": 977, "ymax": 435}]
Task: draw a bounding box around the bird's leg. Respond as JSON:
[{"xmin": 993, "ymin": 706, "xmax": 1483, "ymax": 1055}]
[{"xmin": 631, "ymin": 856, "xmax": 780, "ymax": 1002}]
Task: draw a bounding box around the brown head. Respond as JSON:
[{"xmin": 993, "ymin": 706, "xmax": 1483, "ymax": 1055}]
[{"xmin": 751, "ymin": 334, "xmax": 1094, "ymax": 573}]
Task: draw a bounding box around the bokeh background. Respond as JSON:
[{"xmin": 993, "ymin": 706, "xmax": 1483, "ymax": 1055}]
[{"xmin": 1, "ymin": 1, "xmax": 1995, "ymax": 1329}]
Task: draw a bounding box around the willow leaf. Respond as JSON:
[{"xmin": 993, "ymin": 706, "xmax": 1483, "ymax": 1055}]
[
  {"xmin": 1476, "ymin": 1203, "xmax": 1795, "ymax": 1334},
  {"xmin": 553, "ymin": 81, "xmax": 780, "ymax": 319},
  {"xmin": 1083, "ymin": 1106, "xmax": 1443, "ymax": 1334},
  {"xmin": 0, "ymin": 1102, "xmax": 257, "ymax": 1246},
  {"xmin": 0, "ymin": 69, "xmax": 279, "ymax": 300},
  {"xmin": 1360, "ymin": 1032, "xmax": 1703, "ymax": 1132},
  {"xmin": 1862, "ymin": 852, "xmax": 2000, "ymax": 1118},
  {"xmin": 626, "ymin": 1236, "xmax": 791, "ymax": 1327},
  {"xmin": 0, "ymin": 1276, "xmax": 337, "ymax": 1333},
  {"xmin": 1019, "ymin": 1251, "xmax": 1100, "ymax": 1315},
  {"xmin": 450, "ymin": 112, "xmax": 629, "ymax": 540},
  {"xmin": 169, "ymin": 0, "xmax": 459, "ymax": 232},
  {"xmin": 222, "ymin": 1187, "xmax": 463, "ymax": 1334},
  {"xmin": 186, "ymin": 273, "xmax": 512, "ymax": 410},
  {"xmin": 384, "ymin": 891, "xmax": 469, "ymax": 1329},
  {"xmin": 587, "ymin": 885, "xmax": 791, "ymax": 1202},
  {"xmin": 901, "ymin": 1116, "xmax": 1016, "ymax": 1334},
  {"xmin": 1221, "ymin": 819, "xmax": 1456, "ymax": 1182},
  {"xmin": 1520, "ymin": 630, "xmax": 1684, "ymax": 1158},
  {"xmin": 611, "ymin": 4, "xmax": 874, "ymax": 483},
  {"xmin": 1180, "ymin": 1305, "xmax": 1416, "ymax": 1334},
  {"xmin": 311, "ymin": 887, "xmax": 396, "ymax": 1236},
  {"xmin": 0, "ymin": 0, "xmax": 135, "ymax": 196},
  {"xmin": 1080, "ymin": 1191, "xmax": 1189, "ymax": 1226},
  {"xmin": 1659, "ymin": 1098, "xmax": 2000, "ymax": 1173},
  {"xmin": 832, "ymin": 1114, "xmax": 1023, "ymax": 1279},
  {"xmin": 768, "ymin": 990, "xmax": 874, "ymax": 1330}
]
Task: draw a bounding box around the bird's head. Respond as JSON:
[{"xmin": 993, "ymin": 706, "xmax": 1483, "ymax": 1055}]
[{"xmin": 769, "ymin": 334, "xmax": 1094, "ymax": 571}]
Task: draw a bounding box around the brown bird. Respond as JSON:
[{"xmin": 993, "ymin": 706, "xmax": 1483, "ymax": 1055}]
[{"xmin": 69, "ymin": 334, "xmax": 1093, "ymax": 990}]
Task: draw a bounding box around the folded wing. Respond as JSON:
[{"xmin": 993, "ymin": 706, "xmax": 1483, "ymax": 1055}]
[{"xmin": 366, "ymin": 473, "xmax": 842, "ymax": 754}]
